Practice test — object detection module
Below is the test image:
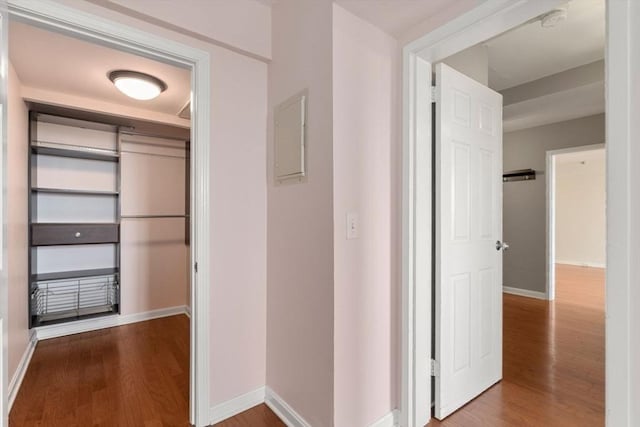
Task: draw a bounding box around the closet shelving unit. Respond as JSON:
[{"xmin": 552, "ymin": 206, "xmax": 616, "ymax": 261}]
[{"xmin": 29, "ymin": 112, "xmax": 121, "ymax": 327}]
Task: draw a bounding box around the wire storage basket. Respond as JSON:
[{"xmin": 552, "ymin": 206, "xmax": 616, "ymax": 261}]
[{"xmin": 31, "ymin": 273, "xmax": 119, "ymax": 325}]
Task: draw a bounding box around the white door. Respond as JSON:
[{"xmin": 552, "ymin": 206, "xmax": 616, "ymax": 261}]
[{"xmin": 434, "ymin": 63, "xmax": 504, "ymax": 420}]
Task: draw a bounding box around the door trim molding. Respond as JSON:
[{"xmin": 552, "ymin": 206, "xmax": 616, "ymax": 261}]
[
  {"xmin": 5, "ymin": 1, "xmax": 211, "ymax": 425},
  {"xmin": 545, "ymin": 143, "xmax": 605, "ymax": 301},
  {"xmin": 401, "ymin": 1, "xmax": 581, "ymax": 425}
]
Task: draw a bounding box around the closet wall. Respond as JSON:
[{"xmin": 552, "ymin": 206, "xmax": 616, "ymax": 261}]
[
  {"xmin": 7, "ymin": 62, "xmax": 30, "ymax": 383},
  {"xmin": 120, "ymin": 133, "xmax": 190, "ymax": 314}
]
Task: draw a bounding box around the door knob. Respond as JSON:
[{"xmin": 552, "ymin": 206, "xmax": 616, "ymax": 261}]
[{"xmin": 496, "ymin": 240, "xmax": 509, "ymax": 251}]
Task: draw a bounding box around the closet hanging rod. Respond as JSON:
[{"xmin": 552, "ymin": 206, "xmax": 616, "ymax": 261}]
[
  {"xmin": 119, "ymin": 129, "xmax": 189, "ymax": 142},
  {"xmin": 121, "ymin": 214, "xmax": 189, "ymax": 219}
]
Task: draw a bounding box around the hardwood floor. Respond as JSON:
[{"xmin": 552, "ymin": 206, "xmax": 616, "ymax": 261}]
[
  {"xmin": 10, "ymin": 315, "xmax": 191, "ymax": 427},
  {"xmin": 214, "ymin": 404, "xmax": 285, "ymax": 427},
  {"xmin": 431, "ymin": 264, "xmax": 605, "ymax": 426},
  {"xmin": 9, "ymin": 264, "xmax": 604, "ymax": 426}
]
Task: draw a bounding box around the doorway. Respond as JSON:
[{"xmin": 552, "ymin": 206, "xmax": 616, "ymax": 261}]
[
  {"xmin": 547, "ymin": 145, "xmax": 606, "ymax": 300},
  {"xmin": 400, "ymin": 0, "xmax": 625, "ymax": 426},
  {"xmin": 0, "ymin": 1, "xmax": 212, "ymax": 426}
]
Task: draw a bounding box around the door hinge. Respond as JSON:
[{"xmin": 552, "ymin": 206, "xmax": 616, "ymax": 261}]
[
  {"xmin": 431, "ymin": 85, "xmax": 437, "ymax": 103},
  {"xmin": 194, "ymin": 262, "xmax": 198, "ymax": 273},
  {"xmin": 430, "ymin": 359, "xmax": 440, "ymax": 377}
]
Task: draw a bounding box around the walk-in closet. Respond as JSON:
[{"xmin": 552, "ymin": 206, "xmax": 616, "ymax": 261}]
[
  {"xmin": 28, "ymin": 112, "xmax": 190, "ymax": 326},
  {"xmin": 7, "ymin": 19, "xmax": 193, "ymax": 425}
]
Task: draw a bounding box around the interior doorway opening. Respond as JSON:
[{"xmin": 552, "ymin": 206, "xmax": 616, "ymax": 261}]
[
  {"xmin": 547, "ymin": 145, "xmax": 606, "ymax": 300},
  {"xmin": 1, "ymin": 1, "xmax": 212, "ymax": 426},
  {"xmin": 401, "ymin": 1, "xmax": 611, "ymax": 426}
]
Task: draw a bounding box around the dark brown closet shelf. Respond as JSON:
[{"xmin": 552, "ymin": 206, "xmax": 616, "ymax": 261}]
[
  {"xmin": 31, "ymin": 223, "xmax": 119, "ymax": 246},
  {"xmin": 31, "ymin": 187, "xmax": 119, "ymax": 196},
  {"xmin": 32, "ymin": 267, "xmax": 119, "ymax": 283},
  {"xmin": 31, "ymin": 145, "xmax": 120, "ymax": 162}
]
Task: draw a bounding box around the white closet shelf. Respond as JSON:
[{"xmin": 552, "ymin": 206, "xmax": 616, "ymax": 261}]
[
  {"xmin": 31, "ymin": 145, "xmax": 119, "ymax": 162},
  {"xmin": 32, "ymin": 267, "xmax": 119, "ymax": 283}
]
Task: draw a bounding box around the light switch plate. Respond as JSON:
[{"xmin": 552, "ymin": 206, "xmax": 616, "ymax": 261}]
[{"xmin": 346, "ymin": 212, "xmax": 359, "ymax": 240}]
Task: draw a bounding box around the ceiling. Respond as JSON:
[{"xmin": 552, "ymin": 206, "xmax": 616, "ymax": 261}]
[
  {"xmin": 486, "ymin": 0, "xmax": 605, "ymax": 90},
  {"xmin": 9, "ymin": 21, "xmax": 191, "ymax": 117},
  {"xmin": 336, "ymin": 0, "xmax": 457, "ymax": 38},
  {"xmin": 503, "ymin": 81, "xmax": 604, "ymax": 132}
]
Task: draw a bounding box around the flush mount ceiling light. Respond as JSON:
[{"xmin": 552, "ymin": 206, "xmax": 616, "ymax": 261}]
[{"xmin": 108, "ymin": 70, "xmax": 167, "ymax": 100}]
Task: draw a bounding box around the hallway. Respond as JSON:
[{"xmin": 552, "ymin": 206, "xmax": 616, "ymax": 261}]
[{"xmin": 8, "ymin": 265, "xmax": 604, "ymax": 426}]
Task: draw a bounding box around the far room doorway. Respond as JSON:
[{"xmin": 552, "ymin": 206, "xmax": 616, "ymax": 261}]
[{"xmin": 548, "ymin": 145, "xmax": 606, "ymax": 304}]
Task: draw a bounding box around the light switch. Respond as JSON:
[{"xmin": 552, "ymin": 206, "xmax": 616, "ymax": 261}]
[{"xmin": 346, "ymin": 212, "xmax": 359, "ymax": 240}]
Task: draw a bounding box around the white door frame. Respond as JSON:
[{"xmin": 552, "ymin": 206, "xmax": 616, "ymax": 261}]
[
  {"xmin": 3, "ymin": 1, "xmax": 211, "ymax": 426},
  {"xmin": 545, "ymin": 143, "xmax": 605, "ymax": 301},
  {"xmin": 401, "ymin": 0, "xmax": 634, "ymax": 425},
  {"xmin": 0, "ymin": 3, "xmax": 8, "ymax": 426}
]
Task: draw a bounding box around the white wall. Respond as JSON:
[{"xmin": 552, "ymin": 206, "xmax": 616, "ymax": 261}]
[
  {"xmin": 332, "ymin": 5, "xmax": 398, "ymax": 427},
  {"xmin": 6, "ymin": 61, "xmax": 29, "ymax": 387},
  {"xmin": 503, "ymin": 114, "xmax": 605, "ymax": 293},
  {"xmin": 26, "ymin": 0, "xmax": 269, "ymax": 411},
  {"xmin": 608, "ymin": 2, "xmax": 640, "ymax": 424},
  {"xmin": 209, "ymin": 46, "xmax": 267, "ymax": 406},
  {"xmin": 555, "ymin": 149, "xmax": 606, "ymax": 268},
  {"xmin": 266, "ymin": 1, "xmax": 334, "ymax": 426},
  {"xmin": 100, "ymin": 0, "xmax": 271, "ymax": 60}
]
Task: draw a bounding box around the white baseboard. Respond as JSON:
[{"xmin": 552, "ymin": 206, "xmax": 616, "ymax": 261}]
[
  {"xmin": 369, "ymin": 409, "xmax": 400, "ymax": 427},
  {"xmin": 209, "ymin": 386, "xmax": 265, "ymax": 425},
  {"xmin": 185, "ymin": 305, "xmax": 192, "ymax": 318},
  {"xmin": 8, "ymin": 331, "xmax": 37, "ymax": 411},
  {"xmin": 35, "ymin": 305, "xmax": 189, "ymax": 341},
  {"xmin": 556, "ymin": 260, "xmax": 606, "ymax": 269},
  {"xmin": 265, "ymin": 387, "xmax": 311, "ymax": 427},
  {"xmin": 503, "ymin": 286, "xmax": 547, "ymax": 300}
]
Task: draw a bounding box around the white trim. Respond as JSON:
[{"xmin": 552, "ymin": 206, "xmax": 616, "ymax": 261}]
[
  {"xmin": 209, "ymin": 386, "xmax": 266, "ymax": 425},
  {"xmin": 264, "ymin": 387, "xmax": 311, "ymax": 427},
  {"xmin": 606, "ymin": 2, "xmax": 636, "ymax": 425},
  {"xmin": 555, "ymin": 261, "xmax": 607, "ymax": 269},
  {"xmin": 6, "ymin": 2, "xmax": 211, "ymax": 425},
  {"xmin": 7, "ymin": 332, "xmax": 36, "ymax": 411},
  {"xmin": 401, "ymin": 1, "xmax": 572, "ymax": 426},
  {"xmin": 185, "ymin": 305, "xmax": 192, "ymax": 318},
  {"xmin": 369, "ymin": 410, "xmax": 400, "ymax": 427},
  {"xmin": 502, "ymin": 287, "xmax": 547, "ymax": 300},
  {"xmin": 1, "ymin": 9, "xmax": 9, "ymax": 427},
  {"xmin": 546, "ymin": 143, "xmax": 605, "ymax": 300},
  {"xmin": 34, "ymin": 306, "xmax": 189, "ymax": 341}
]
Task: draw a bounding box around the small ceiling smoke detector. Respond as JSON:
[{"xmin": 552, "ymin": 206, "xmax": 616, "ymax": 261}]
[
  {"xmin": 540, "ymin": 8, "xmax": 568, "ymax": 28},
  {"xmin": 108, "ymin": 70, "xmax": 167, "ymax": 100}
]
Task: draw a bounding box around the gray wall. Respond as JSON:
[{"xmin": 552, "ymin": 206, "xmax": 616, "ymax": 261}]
[
  {"xmin": 441, "ymin": 44, "xmax": 489, "ymax": 85},
  {"xmin": 503, "ymin": 113, "xmax": 605, "ymax": 293}
]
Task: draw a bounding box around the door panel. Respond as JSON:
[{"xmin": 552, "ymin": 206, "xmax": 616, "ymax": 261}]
[{"xmin": 434, "ymin": 63, "xmax": 503, "ymax": 420}]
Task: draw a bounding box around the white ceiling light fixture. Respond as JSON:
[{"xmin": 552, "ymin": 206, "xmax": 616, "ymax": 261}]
[
  {"xmin": 540, "ymin": 8, "xmax": 568, "ymax": 28},
  {"xmin": 108, "ymin": 70, "xmax": 167, "ymax": 100}
]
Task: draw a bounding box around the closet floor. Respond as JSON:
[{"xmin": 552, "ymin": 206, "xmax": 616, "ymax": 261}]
[{"xmin": 10, "ymin": 315, "xmax": 191, "ymax": 427}]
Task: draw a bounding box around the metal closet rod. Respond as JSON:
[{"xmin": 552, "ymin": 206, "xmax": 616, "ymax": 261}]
[{"xmin": 121, "ymin": 214, "xmax": 189, "ymax": 219}]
